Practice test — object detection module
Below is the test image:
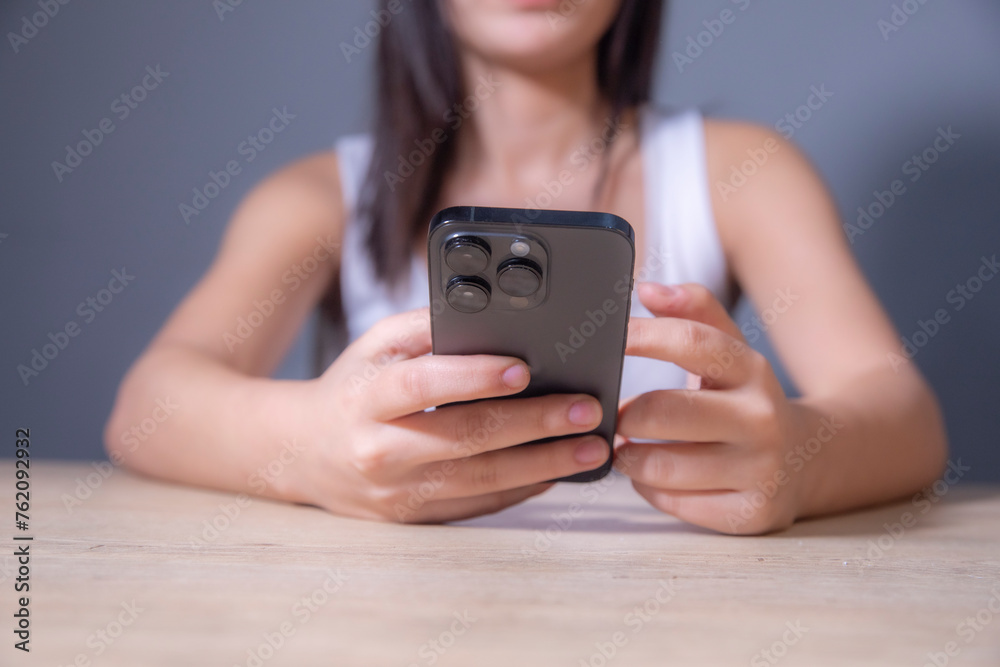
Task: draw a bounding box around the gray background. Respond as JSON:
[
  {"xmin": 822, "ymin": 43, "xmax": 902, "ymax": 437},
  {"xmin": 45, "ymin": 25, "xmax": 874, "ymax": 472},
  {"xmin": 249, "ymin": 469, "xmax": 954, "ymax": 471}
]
[{"xmin": 2, "ymin": 1, "xmax": 998, "ymax": 480}]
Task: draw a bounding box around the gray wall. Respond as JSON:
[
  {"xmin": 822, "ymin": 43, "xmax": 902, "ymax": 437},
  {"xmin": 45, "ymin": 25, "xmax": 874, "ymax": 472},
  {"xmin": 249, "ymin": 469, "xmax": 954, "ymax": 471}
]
[{"xmin": 2, "ymin": 1, "xmax": 998, "ymax": 480}]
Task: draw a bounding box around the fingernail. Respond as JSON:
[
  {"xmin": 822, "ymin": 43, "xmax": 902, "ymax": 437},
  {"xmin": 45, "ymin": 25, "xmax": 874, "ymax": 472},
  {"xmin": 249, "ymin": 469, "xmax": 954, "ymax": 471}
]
[
  {"xmin": 502, "ymin": 364, "xmax": 529, "ymax": 389},
  {"xmin": 568, "ymin": 399, "xmax": 600, "ymax": 426},
  {"xmin": 655, "ymin": 283, "xmax": 682, "ymax": 301},
  {"xmin": 574, "ymin": 437, "xmax": 608, "ymax": 465}
]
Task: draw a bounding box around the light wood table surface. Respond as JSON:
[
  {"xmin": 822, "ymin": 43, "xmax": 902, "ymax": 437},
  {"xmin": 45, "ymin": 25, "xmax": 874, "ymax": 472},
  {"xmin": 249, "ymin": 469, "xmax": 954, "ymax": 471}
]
[{"xmin": 3, "ymin": 461, "xmax": 999, "ymax": 666}]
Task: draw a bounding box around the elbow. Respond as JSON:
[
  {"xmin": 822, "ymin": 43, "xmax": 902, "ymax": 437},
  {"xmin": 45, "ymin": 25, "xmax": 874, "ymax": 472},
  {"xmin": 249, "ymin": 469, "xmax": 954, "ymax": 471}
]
[
  {"xmin": 913, "ymin": 374, "xmax": 950, "ymax": 488},
  {"xmin": 102, "ymin": 365, "xmax": 147, "ymax": 472},
  {"xmin": 103, "ymin": 379, "xmax": 132, "ymax": 470}
]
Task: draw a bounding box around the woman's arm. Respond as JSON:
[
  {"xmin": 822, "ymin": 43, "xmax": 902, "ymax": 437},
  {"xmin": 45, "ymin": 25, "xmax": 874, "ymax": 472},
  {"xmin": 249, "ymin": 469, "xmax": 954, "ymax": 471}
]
[
  {"xmin": 103, "ymin": 152, "xmax": 344, "ymax": 502},
  {"xmin": 106, "ymin": 153, "xmax": 610, "ymax": 519},
  {"xmin": 613, "ymin": 121, "xmax": 947, "ymax": 534},
  {"xmin": 705, "ymin": 120, "xmax": 947, "ymax": 518}
]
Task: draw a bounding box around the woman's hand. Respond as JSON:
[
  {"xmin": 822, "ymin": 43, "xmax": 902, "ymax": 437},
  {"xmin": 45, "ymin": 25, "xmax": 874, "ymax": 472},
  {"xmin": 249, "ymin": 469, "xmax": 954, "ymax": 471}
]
[
  {"xmin": 615, "ymin": 282, "xmax": 808, "ymax": 535},
  {"xmin": 298, "ymin": 307, "xmax": 609, "ymax": 523}
]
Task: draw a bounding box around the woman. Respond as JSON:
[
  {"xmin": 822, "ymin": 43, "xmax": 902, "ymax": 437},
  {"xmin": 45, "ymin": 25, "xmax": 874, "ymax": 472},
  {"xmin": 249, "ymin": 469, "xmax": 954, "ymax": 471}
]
[{"xmin": 105, "ymin": 0, "xmax": 947, "ymax": 533}]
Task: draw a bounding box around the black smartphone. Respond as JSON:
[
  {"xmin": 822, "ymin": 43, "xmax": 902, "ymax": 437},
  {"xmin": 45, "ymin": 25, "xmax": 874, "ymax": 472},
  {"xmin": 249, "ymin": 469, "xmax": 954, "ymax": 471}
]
[{"xmin": 427, "ymin": 205, "xmax": 635, "ymax": 482}]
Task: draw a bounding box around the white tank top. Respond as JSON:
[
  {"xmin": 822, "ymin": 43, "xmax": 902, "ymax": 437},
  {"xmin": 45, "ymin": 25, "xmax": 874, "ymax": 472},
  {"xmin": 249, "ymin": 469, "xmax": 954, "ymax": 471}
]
[{"xmin": 324, "ymin": 106, "xmax": 729, "ymax": 399}]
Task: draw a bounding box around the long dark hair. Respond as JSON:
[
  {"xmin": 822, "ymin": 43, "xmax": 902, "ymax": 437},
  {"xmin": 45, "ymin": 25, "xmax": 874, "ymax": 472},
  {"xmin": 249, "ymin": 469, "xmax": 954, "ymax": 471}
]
[{"xmin": 355, "ymin": 0, "xmax": 664, "ymax": 289}]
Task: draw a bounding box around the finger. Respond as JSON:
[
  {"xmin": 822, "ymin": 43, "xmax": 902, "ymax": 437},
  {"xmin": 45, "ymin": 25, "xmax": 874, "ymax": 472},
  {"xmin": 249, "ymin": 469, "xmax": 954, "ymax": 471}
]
[
  {"xmin": 392, "ymin": 393, "xmax": 604, "ymax": 464},
  {"xmin": 351, "ymin": 307, "xmax": 433, "ymax": 363},
  {"xmin": 416, "ymin": 434, "xmax": 610, "ymax": 500},
  {"xmin": 614, "ymin": 440, "xmax": 742, "ymax": 490},
  {"xmin": 625, "ymin": 317, "xmax": 758, "ymax": 388},
  {"xmin": 404, "ymin": 483, "xmax": 554, "ymax": 524},
  {"xmin": 630, "ymin": 482, "xmax": 784, "ymax": 535},
  {"xmin": 630, "ymin": 483, "xmax": 739, "ymax": 531},
  {"xmin": 685, "ymin": 372, "xmax": 703, "ymax": 391},
  {"xmin": 366, "ymin": 354, "xmax": 531, "ymax": 420},
  {"xmin": 617, "ymin": 389, "xmax": 742, "ymax": 442},
  {"xmin": 637, "ymin": 282, "xmax": 745, "ymax": 341}
]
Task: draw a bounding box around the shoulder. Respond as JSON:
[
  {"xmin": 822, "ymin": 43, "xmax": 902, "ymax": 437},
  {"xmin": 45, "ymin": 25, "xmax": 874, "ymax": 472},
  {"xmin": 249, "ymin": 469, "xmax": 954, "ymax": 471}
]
[
  {"xmin": 701, "ymin": 118, "xmax": 822, "ymax": 207},
  {"xmin": 239, "ymin": 150, "xmax": 343, "ymax": 216},
  {"xmin": 702, "ymin": 118, "xmax": 801, "ymax": 195},
  {"xmin": 700, "ymin": 118, "xmax": 835, "ymax": 247},
  {"xmin": 702, "ymin": 117, "xmax": 792, "ymax": 167},
  {"xmin": 219, "ymin": 150, "xmax": 347, "ymax": 259}
]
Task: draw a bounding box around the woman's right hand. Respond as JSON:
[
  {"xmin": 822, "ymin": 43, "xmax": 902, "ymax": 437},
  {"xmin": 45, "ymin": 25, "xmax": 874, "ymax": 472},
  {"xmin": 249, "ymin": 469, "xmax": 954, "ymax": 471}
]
[{"xmin": 297, "ymin": 307, "xmax": 608, "ymax": 523}]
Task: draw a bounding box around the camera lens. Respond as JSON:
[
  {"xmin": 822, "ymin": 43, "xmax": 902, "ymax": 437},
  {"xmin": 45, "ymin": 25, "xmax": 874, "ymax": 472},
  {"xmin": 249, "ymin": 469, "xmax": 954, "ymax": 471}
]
[
  {"xmin": 445, "ymin": 236, "xmax": 490, "ymax": 274},
  {"xmin": 497, "ymin": 258, "xmax": 542, "ymax": 297},
  {"xmin": 446, "ymin": 276, "xmax": 491, "ymax": 313}
]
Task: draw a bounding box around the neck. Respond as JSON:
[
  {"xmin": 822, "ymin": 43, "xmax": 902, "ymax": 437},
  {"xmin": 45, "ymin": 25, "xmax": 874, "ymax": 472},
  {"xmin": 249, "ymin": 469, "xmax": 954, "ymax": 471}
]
[{"xmin": 452, "ymin": 53, "xmax": 611, "ymax": 194}]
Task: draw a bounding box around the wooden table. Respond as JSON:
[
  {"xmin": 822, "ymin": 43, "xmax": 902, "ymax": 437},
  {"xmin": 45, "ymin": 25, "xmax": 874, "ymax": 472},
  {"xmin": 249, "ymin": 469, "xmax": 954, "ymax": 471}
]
[{"xmin": 3, "ymin": 462, "xmax": 999, "ymax": 666}]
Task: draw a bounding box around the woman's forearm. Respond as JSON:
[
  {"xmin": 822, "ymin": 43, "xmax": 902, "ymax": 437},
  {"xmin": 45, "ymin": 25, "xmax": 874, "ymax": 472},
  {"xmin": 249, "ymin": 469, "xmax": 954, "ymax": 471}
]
[
  {"xmin": 791, "ymin": 365, "xmax": 948, "ymax": 520},
  {"xmin": 104, "ymin": 344, "xmax": 316, "ymax": 504}
]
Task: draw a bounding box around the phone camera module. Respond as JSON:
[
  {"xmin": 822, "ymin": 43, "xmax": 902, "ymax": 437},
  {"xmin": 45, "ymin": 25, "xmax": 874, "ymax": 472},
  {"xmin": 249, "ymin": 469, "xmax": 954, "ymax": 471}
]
[
  {"xmin": 445, "ymin": 236, "xmax": 491, "ymax": 274},
  {"xmin": 446, "ymin": 276, "xmax": 491, "ymax": 313},
  {"xmin": 497, "ymin": 258, "xmax": 542, "ymax": 297}
]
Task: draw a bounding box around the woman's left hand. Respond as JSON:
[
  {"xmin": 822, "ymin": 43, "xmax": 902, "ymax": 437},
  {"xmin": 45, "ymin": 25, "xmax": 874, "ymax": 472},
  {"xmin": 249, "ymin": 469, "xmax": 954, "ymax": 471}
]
[{"xmin": 615, "ymin": 281, "xmax": 807, "ymax": 535}]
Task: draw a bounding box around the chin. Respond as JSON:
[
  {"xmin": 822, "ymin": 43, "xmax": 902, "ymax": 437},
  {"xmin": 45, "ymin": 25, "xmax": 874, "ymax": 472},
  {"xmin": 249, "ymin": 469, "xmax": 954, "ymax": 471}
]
[{"xmin": 447, "ymin": 0, "xmax": 621, "ymax": 69}]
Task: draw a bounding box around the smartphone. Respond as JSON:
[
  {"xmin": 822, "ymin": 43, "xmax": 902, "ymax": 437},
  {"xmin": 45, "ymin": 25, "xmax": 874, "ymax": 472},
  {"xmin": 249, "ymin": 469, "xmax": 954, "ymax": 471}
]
[{"xmin": 427, "ymin": 205, "xmax": 635, "ymax": 482}]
